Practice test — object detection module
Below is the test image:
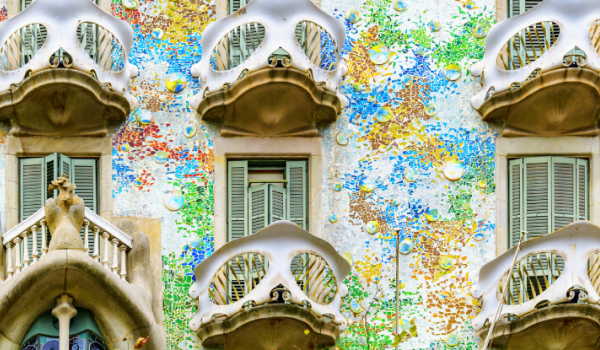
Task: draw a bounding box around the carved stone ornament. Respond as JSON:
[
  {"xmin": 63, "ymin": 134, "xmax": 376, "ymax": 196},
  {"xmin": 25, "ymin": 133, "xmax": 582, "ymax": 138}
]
[
  {"xmin": 470, "ymin": 0, "xmax": 600, "ymax": 136},
  {"xmin": 190, "ymin": 0, "xmax": 348, "ymax": 137},
  {"xmin": 0, "ymin": 0, "xmax": 138, "ymax": 136},
  {"xmin": 45, "ymin": 175, "xmax": 86, "ymax": 251}
]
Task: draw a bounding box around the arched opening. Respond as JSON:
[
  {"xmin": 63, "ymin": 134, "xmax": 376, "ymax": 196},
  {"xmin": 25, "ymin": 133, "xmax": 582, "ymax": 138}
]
[{"xmin": 20, "ymin": 308, "xmax": 108, "ymax": 350}]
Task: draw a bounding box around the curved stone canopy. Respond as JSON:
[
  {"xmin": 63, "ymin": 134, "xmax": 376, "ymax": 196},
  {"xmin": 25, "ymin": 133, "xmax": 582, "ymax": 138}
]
[
  {"xmin": 480, "ymin": 304, "xmax": 600, "ymax": 350},
  {"xmin": 0, "ymin": 249, "xmax": 165, "ymax": 350},
  {"xmin": 0, "ymin": 69, "xmax": 131, "ymax": 137}
]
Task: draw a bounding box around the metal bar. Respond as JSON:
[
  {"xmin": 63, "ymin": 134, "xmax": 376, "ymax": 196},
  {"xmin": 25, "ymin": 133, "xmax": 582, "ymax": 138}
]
[{"xmin": 481, "ymin": 231, "xmax": 526, "ymax": 350}]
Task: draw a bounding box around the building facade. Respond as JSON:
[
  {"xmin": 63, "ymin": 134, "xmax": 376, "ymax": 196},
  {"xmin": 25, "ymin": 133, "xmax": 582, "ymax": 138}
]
[{"xmin": 1, "ymin": 0, "xmax": 597, "ymax": 349}]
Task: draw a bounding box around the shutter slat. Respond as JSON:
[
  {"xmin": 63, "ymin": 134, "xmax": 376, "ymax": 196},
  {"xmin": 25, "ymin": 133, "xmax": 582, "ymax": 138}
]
[
  {"xmin": 228, "ymin": 161, "xmax": 248, "ymax": 241},
  {"xmin": 269, "ymin": 185, "xmax": 286, "ymax": 223},
  {"xmin": 70, "ymin": 158, "xmax": 98, "ymax": 255},
  {"xmin": 250, "ymin": 184, "xmax": 268, "ymax": 234},
  {"xmin": 286, "ymin": 161, "xmax": 307, "ymax": 229}
]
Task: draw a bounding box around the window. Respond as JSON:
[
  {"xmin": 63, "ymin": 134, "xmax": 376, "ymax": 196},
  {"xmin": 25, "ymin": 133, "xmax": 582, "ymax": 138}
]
[
  {"xmin": 20, "ymin": 309, "xmax": 108, "ymax": 350},
  {"xmin": 227, "ymin": 160, "xmax": 307, "ymax": 242},
  {"xmin": 20, "ymin": 153, "xmax": 98, "ymax": 253},
  {"xmin": 508, "ymin": 156, "xmax": 588, "ymax": 303}
]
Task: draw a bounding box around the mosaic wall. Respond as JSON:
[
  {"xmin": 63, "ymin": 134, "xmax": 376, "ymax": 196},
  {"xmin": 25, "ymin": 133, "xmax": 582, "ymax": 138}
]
[{"xmin": 0, "ymin": 0, "xmax": 500, "ymax": 348}]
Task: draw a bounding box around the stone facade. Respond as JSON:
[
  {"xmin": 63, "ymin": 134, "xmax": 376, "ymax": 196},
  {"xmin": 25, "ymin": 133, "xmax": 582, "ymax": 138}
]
[{"xmin": 0, "ymin": 0, "xmax": 503, "ymax": 348}]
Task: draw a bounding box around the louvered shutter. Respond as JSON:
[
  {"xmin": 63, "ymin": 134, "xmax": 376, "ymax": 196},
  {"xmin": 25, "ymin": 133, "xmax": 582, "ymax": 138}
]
[
  {"xmin": 552, "ymin": 157, "xmax": 577, "ymax": 231},
  {"xmin": 71, "ymin": 158, "xmax": 98, "ymax": 254},
  {"xmin": 286, "ymin": 161, "xmax": 307, "ymax": 229},
  {"xmin": 577, "ymin": 159, "xmax": 589, "ymax": 221},
  {"xmin": 227, "ymin": 161, "xmax": 248, "ymax": 242},
  {"xmin": 508, "ymin": 159, "xmax": 523, "ymax": 248},
  {"xmin": 228, "ymin": 0, "xmax": 264, "ymax": 70},
  {"xmin": 19, "ymin": 158, "xmax": 45, "ymax": 221},
  {"xmin": 45, "ymin": 153, "xmax": 58, "ymax": 200},
  {"xmin": 523, "ymin": 157, "xmax": 551, "ymax": 240},
  {"xmin": 268, "ymin": 185, "xmax": 286, "ymax": 223},
  {"xmin": 249, "ymin": 184, "xmax": 268, "ymax": 234}
]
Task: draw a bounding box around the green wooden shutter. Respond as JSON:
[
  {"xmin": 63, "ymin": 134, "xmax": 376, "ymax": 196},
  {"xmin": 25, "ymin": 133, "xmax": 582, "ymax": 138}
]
[
  {"xmin": 228, "ymin": 161, "xmax": 248, "ymax": 242},
  {"xmin": 268, "ymin": 185, "xmax": 286, "ymax": 224},
  {"xmin": 523, "ymin": 157, "xmax": 551, "ymax": 240},
  {"xmin": 508, "ymin": 159, "xmax": 523, "ymax": 248},
  {"xmin": 286, "ymin": 161, "xmax": 307, "ymax": 229},
  {"xmin": 249, "ymin": 184, "xmax": 268, "ymax": 235},
  {"xmin": 19, "ymin": 158, "xmax": 45, "ymax": 221},
  {"xmin": 577, "ymin": 159, "xmax": 589, "ymax": 221},
  {"xmin": 71, "ymin": 158, "xmax": 98, "ymax": 214},
  {"xmin": 552, "ymin": 157, "xmax": 577, "ymax": 231},
  {"xmin": 45, "ymin": 153, "xmax": 58, "ymax": 200}
]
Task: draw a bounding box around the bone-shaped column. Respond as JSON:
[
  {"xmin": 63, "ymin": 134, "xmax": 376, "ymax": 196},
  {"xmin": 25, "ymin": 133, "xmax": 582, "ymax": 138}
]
[{"xmin": 52, "ymin": 294, "xmax": 77, "ymax": 350}]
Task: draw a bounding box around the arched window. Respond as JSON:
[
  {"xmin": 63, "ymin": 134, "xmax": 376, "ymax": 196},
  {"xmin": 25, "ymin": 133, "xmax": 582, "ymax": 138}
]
[{"xmin": 20, "ymin": 309, "xmax": 107, "ymax": 350}]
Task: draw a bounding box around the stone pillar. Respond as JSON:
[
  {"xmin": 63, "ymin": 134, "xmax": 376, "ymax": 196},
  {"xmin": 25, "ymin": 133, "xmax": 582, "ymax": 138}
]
[{"xmin": 52, "ymin": 295, "xmax": 77, "ymax": 350}]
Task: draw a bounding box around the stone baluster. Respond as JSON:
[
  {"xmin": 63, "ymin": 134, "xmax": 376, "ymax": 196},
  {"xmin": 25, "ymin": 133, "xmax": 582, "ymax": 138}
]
[
  {"xmin": 6, "ymin": 243, "xmax": 13, "ymax": 279},
  {"xmin": 111, "ymin": 238, "xmax": 119, "ymax": 274},
  {"xmin": 119, "ymin": 245, "xmax": 127, "ymax": 281},
  {"xmin": 101, "ymin": 232, "xmax": 110, "ymax": 270},
  {"xmin": 83, "ymin": 219, "xmax": 90, "ymax": 254},
  {"xmin": 92, "ymin": 226, "xmax": 100, "ymax": 262},
  {"xmin": 14, "ymin": 237, "xmax": 22, "ymax": 274},
  {"xmin": 40, "ymin": 219, "xmax": 48, "ymax": 256},
  {"xmin": 31, "ymin": 225, "xmax": 39, "ymax": 263},
  {"xmin": 22, "ymin": 231, "xmax": 30, "ymax": 268}
]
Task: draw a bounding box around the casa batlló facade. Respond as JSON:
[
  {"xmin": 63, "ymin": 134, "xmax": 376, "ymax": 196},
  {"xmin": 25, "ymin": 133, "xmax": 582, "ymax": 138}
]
[{"xmin": 1, "ymin": 0, "xmax": 599, "ymax": 349}]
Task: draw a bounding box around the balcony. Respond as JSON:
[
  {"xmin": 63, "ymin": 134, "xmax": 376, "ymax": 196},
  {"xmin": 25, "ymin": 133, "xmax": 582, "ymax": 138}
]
[
  {"xmin": 189, "ymin": 0, "xmax": 348, "ymax": 137},
  {"xmin": 471, "ymin": 0, "xmax": 600, "ymax": 136},
  {"xmin": 188, "ymin": 221, "xmax": 351, "ymax": 350},
  {"xmin": 0, "ymin": 0, "xmax": 138, "ymax": 137},
  {"xmin": 0, "ymin": 178, "xmax": 163, "ymax": 349},
  {"xmin": 471, "ymin": 221, "xmax": 600, "ymax": 350}
]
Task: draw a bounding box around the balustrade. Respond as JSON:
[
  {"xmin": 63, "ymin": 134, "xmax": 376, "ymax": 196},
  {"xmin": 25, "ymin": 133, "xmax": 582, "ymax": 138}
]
[{"xmin": 2, "ymin": 208, "xmax": 132, "ymax": 281}]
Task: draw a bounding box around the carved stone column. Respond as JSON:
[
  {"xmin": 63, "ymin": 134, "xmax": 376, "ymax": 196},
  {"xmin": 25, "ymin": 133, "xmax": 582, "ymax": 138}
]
[{"xmin": 52, "ymin": 294, "xmax": 77, "ymax": 350}]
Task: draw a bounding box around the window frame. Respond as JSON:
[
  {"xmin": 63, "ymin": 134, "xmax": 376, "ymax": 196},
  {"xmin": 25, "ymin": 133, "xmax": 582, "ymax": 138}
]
[
  {"xmin": 214, "ymin": 136, "xmax": 323, "ymax": 250},
  {"xmin": 495, "ymin": 136, "xmax": 600, "ymax": 257}
]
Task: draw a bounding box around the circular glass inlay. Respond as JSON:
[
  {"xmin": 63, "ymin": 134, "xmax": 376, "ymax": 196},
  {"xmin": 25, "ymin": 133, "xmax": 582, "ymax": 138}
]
[
  {"xmin": 164, "ymin": 190, "xmax": 185, "ymax": 211},
  {"xmin": 429, "ymin": 21, "xmax": 441, "ymax": 32},
  {"xmin": 336, "ymin": 132, "xmax": 349, "ymax": 146},
  {"xmin": 152, "ymin": 28, "xmax": 164, "ymax": 39},
  {"xmin": 122, "ymin": 0, "xmax": 138, "ymax": 10},
  {"xmin": 424, "ymin": 102, "xmax": 436, "ymax": 117},
  {"xmin": 375, "ymin": 107, "xmax": 394, "ymax": 123},
  {"xmin": 345, "ymin": 8, "xmax": 360, "ymax": 23},
  {"xmin": 398, "ymin": 280, "xmax": 406, "ymax": 289},
  {"xmin": 394, "ymin": 0, "xmax": 408, "ymax": 12},
  {"xmin": 392, "ymin": 199, "xmax": 401, "ymax": 206},
  {"xmin": 184, "ymin": 124, "xmax": 197, "ymax": 138},
  {"xmin": 474, "ymin": 26, "xmax": 487, "ymax": 38},
  {"xmin": 366, "ymin": 221, "xmax": 380, "ymax": 235},
  {"xmin": 350, "ymin": 300, "xmax": 364, "ymax": 314},
  {"xmin": 444, "ymin": 64, "xmax": 461, "ymax": 81},
  {"xmin": 333, "ymin": 182, "xmax": 342, "ymax": 192},
  {"xmin": 329, "ymin": 214, "xmax": 338, "ymax": 223},
  {"xmin": 439, "ymin": 256, "xmax": 453, "ymax": 270},
  {"xmin": 415, "ymin": 46, "xmax": 425, "ymax": 56},
  {"xmin": 121, "ymin": 143, "xmax": 130, "ymax": 152},
  {"xmin": 474, "ymin": 232, "xmax": 484, "ymax": 241},
  {"xmin": 352, "ymin": 82, "xmax": 361, "ymax": 91},
  {"xmin": 359, "ymin": 176, "xmax": 376, "ymax": 192},
  {"xmin": 401, "ymin": 74, "xmax": 413, "ymax": 87},
  {"xmin": 188, "ymin": 235, "xmax": 202, "ymax": 249},
  {"xmin": 154, "ymin": 151, "xmax": 168, "ymax": 164},
  {"xmin": 446, "ymin": 333, "xmax": 460, "ymax": 347},
  {"xmin": 369, "ymin": 45, "xmax": 391, "ymax": 65},
  {"xmin": 477, "ymin": 180, "xmax": 488, "ymax": 189},
  {"xmin": 425, "ymin": 207, "xmax": 440, "ymax": 221},
  {"xmin": 166, "ymin": 72, "xmax": 188, "ymax": 93},
  {"xmin": 400, "ymin": 237, "xmax": 413, "ymax": 254},
  {"xmin": 405, "ymin": 167, "xmax": 418, "ymax": 182},
  {"xmin": 443, "ymin": 160, "xmax": 465, "ymax": 181},
  {"xmin": 465, "ymin": 0, "xmax": 475, "ymax": 9},
  {"xmin": 137, "ymin": 109, "xmax": 153, "ymax": 124}
]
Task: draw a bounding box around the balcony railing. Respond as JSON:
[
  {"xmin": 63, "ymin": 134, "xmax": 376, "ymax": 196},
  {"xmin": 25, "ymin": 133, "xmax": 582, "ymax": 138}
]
[
  {"xmin": 188, "ymin": 220, "xmax": 351, "ymax": 332},
  {"xmin": 471, "ymin": 0, "xmax": 600, "ymax": 110},
  {"xmin": 471, "ymin": 221, "xmax": 600, "ymax": 332},
  {"xmin": 3, "ymin": 207, "xmax": 132, "ymax": 281},
  {"xmin": 0, "ymin": 0, "xmax": 138, "ymax": 106}
]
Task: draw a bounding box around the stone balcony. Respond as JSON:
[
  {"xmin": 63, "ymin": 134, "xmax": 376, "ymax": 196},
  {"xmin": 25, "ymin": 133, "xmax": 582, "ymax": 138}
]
[
  {"xmin": 471, "ymin": 0, "xmax": 600, "ymax": 136},
  {"xmin": 0, "ymin": 0, "xmax": 138, "ymax": 137},
  {"xmin": 189, "ymin": 0, "xmax": 348, "ymax": 137},
  {"xmin": 0, "ymin": 178, "xmax": 163, "ymax": 350},
  {"xmin": 188, "ymin": 221, "xmax": 351, "ymax": 350},
  {"xmin": 472, "ymin": 221, "xmax": 600, "ymax": 350}
]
